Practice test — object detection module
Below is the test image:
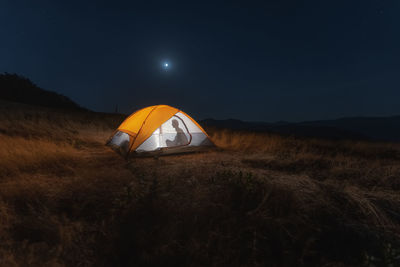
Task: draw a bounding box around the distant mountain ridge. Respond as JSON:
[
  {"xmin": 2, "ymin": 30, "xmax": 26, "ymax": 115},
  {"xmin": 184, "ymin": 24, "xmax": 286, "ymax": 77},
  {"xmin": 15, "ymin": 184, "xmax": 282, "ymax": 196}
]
[
  {"xmin": 0, "ymin": 73, "xmax": 83, "ymax": 110},
  {"xmin": 1, "ymin": 73, "xmax": 399, "ymax": 142},
  {"xmin": 201, "ymin": 116, "xmax": 400, "ymax": 142}
]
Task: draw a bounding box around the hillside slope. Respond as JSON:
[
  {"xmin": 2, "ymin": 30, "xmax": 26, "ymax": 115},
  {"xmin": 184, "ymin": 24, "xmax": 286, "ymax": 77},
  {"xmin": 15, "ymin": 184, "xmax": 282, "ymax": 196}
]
[{"xmin": 0, "ymin": 73, "xmax": 83, "ymax": 110}]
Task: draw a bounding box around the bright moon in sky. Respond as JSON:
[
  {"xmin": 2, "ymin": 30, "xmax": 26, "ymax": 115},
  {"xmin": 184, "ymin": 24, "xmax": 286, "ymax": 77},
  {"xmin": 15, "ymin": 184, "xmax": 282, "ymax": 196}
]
[{"xmin": 162, "ymin": 62, "xmax": 170, "ymax": 70}]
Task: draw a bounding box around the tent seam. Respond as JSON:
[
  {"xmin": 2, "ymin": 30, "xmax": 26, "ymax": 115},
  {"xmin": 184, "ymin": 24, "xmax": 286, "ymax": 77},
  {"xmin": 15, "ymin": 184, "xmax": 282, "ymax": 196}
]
[{"xmin": 126, "ymin": 105, "xmax": 159, "ymax": 158}]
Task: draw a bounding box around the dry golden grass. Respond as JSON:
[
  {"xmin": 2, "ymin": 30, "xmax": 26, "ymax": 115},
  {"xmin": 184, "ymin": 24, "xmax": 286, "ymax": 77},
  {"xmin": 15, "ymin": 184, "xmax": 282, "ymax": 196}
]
[
  {"xmin": 0, "ymin": 135, "xmax": 79, "ymax": 178},
  {"xmin": 0, "ymin": 103, "xmax": 399, "ymax": 266}
]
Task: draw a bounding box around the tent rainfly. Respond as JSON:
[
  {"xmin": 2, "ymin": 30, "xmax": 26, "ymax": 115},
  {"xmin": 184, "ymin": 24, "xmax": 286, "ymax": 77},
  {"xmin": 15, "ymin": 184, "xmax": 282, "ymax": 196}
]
[{"xmin": 107, "ymin": 105, "xmax": 214, "ymax": 157}]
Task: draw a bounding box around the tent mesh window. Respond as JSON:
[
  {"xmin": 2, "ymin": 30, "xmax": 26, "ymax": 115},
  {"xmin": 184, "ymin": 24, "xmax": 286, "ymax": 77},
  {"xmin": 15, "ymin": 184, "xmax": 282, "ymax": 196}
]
[
  {"xmin": 136, "ymin": 112, "xmax": 213, "ymax": 152},
  {"xmin": 108, "ymin": 131, "xmax": 131, "ymax": 155},
  {"xmin": 136, "ymin": 115, "xmax": 191, "ymax": 152}
]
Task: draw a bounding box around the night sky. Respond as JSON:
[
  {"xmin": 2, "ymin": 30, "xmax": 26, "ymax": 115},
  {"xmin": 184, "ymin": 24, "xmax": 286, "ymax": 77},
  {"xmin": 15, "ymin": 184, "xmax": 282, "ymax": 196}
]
[{"xmin": 1, "ymin": 0, "xmax": 399, "ymax": 122}]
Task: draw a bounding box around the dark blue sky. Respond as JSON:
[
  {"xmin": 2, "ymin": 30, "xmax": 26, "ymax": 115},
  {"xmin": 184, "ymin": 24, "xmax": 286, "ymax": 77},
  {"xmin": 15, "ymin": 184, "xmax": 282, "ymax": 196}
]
[{"xmin": 1, "ymin": 0, "xmax": 399, "ymax": 121}]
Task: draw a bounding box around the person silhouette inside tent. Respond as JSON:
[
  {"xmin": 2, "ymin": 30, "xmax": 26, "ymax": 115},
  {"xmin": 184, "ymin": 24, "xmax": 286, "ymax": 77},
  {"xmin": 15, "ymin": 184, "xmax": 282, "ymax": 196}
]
[{"xmin": 166, "ymin": 119, "xmax": 188, "ymax": 147}]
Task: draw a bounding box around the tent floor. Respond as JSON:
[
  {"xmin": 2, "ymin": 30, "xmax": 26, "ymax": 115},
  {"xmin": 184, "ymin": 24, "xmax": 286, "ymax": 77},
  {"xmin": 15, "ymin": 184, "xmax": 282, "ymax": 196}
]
[{"xmin": 129, "ymin": 145, "xmax": 216, "ymax": 158}]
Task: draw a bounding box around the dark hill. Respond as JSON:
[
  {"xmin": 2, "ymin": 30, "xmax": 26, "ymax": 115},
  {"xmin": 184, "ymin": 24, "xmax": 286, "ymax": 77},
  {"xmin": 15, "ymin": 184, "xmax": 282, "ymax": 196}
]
[
  {"xmin": 0, "ymin": 73, "xmax": 83, "ymax": 110},
  {"xmin": 201, "ymin": 116, "xmax": 400, "ymax": 142},
  {"xmin": 300, "ymin": 116, "xmax": 400, "ymax": 142}
]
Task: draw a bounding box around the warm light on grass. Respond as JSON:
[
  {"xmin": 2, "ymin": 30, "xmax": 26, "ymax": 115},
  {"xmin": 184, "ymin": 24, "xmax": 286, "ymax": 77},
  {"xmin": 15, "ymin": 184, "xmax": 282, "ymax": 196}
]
[{"xmin": 0, "ymin": 104, "xmax": 399, "ymax": 266}]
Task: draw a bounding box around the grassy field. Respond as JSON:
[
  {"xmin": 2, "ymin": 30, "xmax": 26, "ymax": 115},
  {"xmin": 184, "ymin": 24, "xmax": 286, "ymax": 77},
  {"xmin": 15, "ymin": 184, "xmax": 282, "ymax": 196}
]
[{"xmin": 0, "ymin": 102, "xmax": 399, "ymax": 266}]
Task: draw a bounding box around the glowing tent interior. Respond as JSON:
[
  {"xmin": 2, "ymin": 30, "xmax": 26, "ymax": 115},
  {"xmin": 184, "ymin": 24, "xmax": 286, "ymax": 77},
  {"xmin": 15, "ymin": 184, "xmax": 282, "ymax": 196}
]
[{"xmin": 107, "ymin": 105, "xmax": 214, "ymax": 157}]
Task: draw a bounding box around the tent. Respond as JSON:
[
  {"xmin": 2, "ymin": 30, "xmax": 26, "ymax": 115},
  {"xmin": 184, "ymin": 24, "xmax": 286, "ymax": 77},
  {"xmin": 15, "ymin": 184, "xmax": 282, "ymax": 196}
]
[{"xmin": 107, "ymin": 105, "xmax": 214, "ymax": 157}]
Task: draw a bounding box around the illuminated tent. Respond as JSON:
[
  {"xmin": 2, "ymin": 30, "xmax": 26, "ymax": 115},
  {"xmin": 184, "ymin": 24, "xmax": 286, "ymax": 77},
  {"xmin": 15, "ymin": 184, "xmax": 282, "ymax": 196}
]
[{"xmin": 107, "ymin": 105, "xmax": 214, "ymax": 157}]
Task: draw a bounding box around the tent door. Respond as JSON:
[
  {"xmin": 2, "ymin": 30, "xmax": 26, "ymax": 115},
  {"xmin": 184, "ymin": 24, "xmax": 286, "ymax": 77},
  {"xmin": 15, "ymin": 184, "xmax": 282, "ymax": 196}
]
[{"xmin": 161, "ymin": 115, "xmax": 192, "ymax": 148}]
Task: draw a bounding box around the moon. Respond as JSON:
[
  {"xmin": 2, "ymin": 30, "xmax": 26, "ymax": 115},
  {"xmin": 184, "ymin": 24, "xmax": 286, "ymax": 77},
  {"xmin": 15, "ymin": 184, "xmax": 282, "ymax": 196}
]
[{"xmin": 162, "ymin": 62, "xmax": 170, "ymax": 71}]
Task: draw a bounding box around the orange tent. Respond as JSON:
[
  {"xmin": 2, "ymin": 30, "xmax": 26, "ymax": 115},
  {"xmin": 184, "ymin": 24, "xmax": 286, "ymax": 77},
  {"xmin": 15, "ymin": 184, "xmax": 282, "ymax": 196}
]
[{"xmin": 107, "ymin": 105, "xmax": 214, "ymax": 157}]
